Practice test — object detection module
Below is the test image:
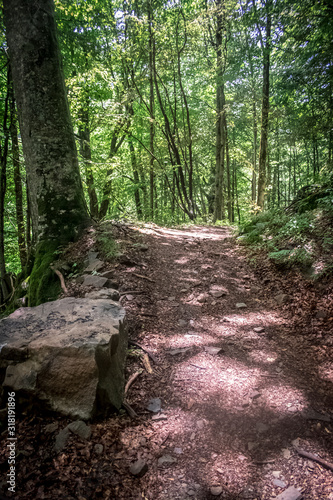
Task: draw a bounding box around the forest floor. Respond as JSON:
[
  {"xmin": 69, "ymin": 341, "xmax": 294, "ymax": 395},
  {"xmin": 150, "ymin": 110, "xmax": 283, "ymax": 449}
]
[{"xmin": 1, "ymin": 224, "xmax": 333, "ymax": 500}]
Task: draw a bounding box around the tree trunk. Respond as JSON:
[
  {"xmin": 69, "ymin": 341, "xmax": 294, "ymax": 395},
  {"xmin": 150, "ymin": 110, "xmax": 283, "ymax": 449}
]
[
  {"xmin": 128, "ymin": 138, "xmax": 143, "ymax": 219},
  {"xmin": 149, "ymin": 1, "xmax": 155, "ymax": 220},
  {"xmin": 78, "ymin": 105, "xmax": 99, "ymax": 219},
  {"xmin": 0, "ymin": 66, "xmax": 10, "ymax": 305},
  {"xmin": 9, "ymin": 76, "xmax": 27, "ymax": 269},
  {"xmin": 213, "ymin": 0, "xmax": 226, "ymax": 223},
  {"xmin": 256, "ymin": 2, "xmax": 271, "ymax": 210},
  {"xmin": 4, "ymin": 0, "xmax": 90, "ymax": 306}
]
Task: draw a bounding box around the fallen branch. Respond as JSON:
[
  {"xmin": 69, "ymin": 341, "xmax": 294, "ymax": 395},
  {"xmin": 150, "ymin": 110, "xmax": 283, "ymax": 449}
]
[
  {"xmin": 128, "ymin": 340, "xmax": 158, "ymax": 364},
  {"xmin": 294, "ymin": 447, "xmax": 333, "ymax": 472},
  {"xmin": 141, "ymin": 353, "xmax": 153, "ymax": 374},
  {"xmin": 123, "ymin": 400, "xmax": 138, "ymax": 418},
  {"xmin": 132, "ymin": 273, "xmax": 155, "ymax": 283},
  {"xmin": 125, "ymin": 369, "xmax": 143, "ymax": 396},
  {"xmin": 51, "ymin": 266, "xmax": 68, "ymax": 293},
  {"xmin": 190, "ymin": 363, "xmax": 207, "ymax": 370},
  {"xmin": 119, "ymin": 290, "xmax": 146, "ymax": 296}
]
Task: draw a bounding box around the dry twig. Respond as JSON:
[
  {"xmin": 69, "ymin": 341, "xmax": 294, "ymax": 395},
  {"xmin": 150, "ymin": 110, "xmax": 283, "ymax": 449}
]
[
  {"xmin": 294, "ymin": 447, "xmax": 333, "ymax": 472},
  {"xmin": 124, "ymin": 369, "xmax": 143, "ymax": 396}
]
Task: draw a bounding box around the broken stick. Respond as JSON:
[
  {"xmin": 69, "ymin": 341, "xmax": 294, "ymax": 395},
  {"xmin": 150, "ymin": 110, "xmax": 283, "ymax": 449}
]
[
  {"xmin": 294, "ymin": 446, "xmax": 333, "ymax": 472},
  {"xmin": 125, "ymin": 369, "xmax": 143, "ymax": 396},
  {"xmin": 51, "ymin": 267, "xmax": 68, "ymax": 294},
  {"xmin": 128, "ymin": 340, "xmax": 158, "ymax": 364},
  {"xmin": 123, "ymin": 400, "xmax": 137, "ymax": 418},
  {"xmin": 141, "ymin": 353, "xmax": 153, "ymax": 374}
]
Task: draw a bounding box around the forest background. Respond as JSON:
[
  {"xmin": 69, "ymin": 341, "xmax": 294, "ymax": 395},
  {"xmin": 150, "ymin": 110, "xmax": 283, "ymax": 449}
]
[{"xmin": 0, "ymin": 0, "xmax": 332, "ymax": 307}]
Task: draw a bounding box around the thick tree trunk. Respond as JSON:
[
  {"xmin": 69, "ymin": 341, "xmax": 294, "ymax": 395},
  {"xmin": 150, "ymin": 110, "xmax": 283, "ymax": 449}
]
[
  {"xmin": 256, "ymin": 4, "xmax": 271, "ymax": 210},
  {"xmin": 4, "ymin": 0, "xmax": 90, "ymax": 305},
  {"xmin": 128, "ymin": 138, "xmax": 143, "ymax": 219}
]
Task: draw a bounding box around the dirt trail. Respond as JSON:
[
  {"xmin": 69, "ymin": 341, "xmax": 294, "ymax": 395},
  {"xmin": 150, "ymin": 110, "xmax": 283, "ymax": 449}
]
[
  {"xmin": 119, "ymin": 225, "xmax": 333, "ymax": 500},
  {"xmin": 2, "ymin": 225, "xmax": 332, "ymax": 500}
]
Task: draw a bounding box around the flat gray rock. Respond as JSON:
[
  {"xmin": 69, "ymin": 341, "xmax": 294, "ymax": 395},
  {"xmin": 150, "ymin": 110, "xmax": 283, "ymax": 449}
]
[
  {"xmin": 54, "ymin": 427, "xmax": 70, "ymax": 453},
  {"xmin": 84, "ymin": 259, "xmax": 104, "ymax": 273},
  {"xmin": 82, "ymin": 275, "xmax": 108, "ymax": 288},
  {"xmin": 158, "ymin": 454, "xmax": 177, "ymax": 467},
  {"xmin": 275, "ymin": 293, "xmax": 289, "ymax": 305},
  {"xmin": 1, "ymin": 298, "xmax": 127, "ymax": 420},
  {"xmin": 67, "ymin": 420, "xmax": 91, "ymax": 440},
  {"xmin": 253, "ymin": 327, "xmax": 265, "ymax": 333},
  {"xmin": 147, "ymin": 397, "xmax": 162, "ymax": 413},
  {"xmin": 275, "ymin": 486, "xmax": 302, "ymax": 500},
  {"xmin": 236, "ymin": 303, "xmax": 247, "ymax": 309},
  {"xmin": 204, "ymin": 346, "xmax": 223, "ymax": 355}
]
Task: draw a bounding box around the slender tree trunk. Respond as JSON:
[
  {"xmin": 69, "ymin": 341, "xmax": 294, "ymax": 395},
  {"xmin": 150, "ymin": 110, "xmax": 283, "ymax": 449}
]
[
  {"xmin": 0, "ymin": 66, "xmax": 10, "ymax": 305},
  {"xmin": 128, "ymin": 138, "xmax": 142, "ymax": 219},
  {"xmin": 252, "ymin": 98, "xmax": 257, "ymax": 202},
  {"xmin": 9, "ymin": 77, "xmax": 27, "ymax": 269},
  {"xmin": 78, "ymin": 105, "xmax": 99, "ymax": 219},
  {"xmin": 4, "ymin": 0, "xmax": 90, "ymax": 305},
  {"xmin": 149, "ymin": 1, "xmax": 155, "ymax": 220},
  {"xmin": 213, "ymin": 0, "xmax": 226, "ymax": 222},
  {"xmin": 256, "ymin": 1, "xmax": 271, "ymax": 209}
]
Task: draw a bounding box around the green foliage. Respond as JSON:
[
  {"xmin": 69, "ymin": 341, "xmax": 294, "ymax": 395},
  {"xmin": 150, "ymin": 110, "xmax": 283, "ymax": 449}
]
[{"xmin": 96, "ymin": 228, "xmax": 119, "ymax": 260}]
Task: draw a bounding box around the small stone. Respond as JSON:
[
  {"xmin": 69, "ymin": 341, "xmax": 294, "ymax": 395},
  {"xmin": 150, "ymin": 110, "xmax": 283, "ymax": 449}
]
[
  {"xmin": 84, "ymin": 259, "xmax": 104, "ymax": 273},
  {"xmin": 273, "ymin": 479, "xmax": 287, "ymax": 488},
  {"xmin": 85, "ymin": 289, "xmax": 120, "ymax": 301},
  {"xmin": 178, "ymin": 319, "xmax": 187, "ymax": 327},
  {"xmin": 196, "ymin": 420, "xmax": 205, "ymax": 429},
  {"xmin": 204, "ymin": 346, "xmax": 223, "ymax": 355},
  {"xmin": 236, "ymin": 303, "xmax": 247, "ymax": 309},
  {"xmin": 210, "ymin": 486, "xmax": 223, "ymax": 496},
  {"xmin": 256, "ymin": 422, "xmax": 269, "ymax": 433},
  {"xmin": 158, "ymin": 454, "xmax": 177, "ymax": 467},
  {"xmin": 168, "ymin": 296, "xmax": 176, "ymax": 301},
  {"xmin": 275, "ymin": 293, "xmax": 289, "ymax": 305},
  {"xmin": 174, "ymin": 447, "xmax": 183, "ymax": 455},
  {"xmin": 130, "ymin": 459, "xmax": 148, "ymax": 477},
  {"xmin": 282, "ymin": 448, "xmax": 291, "ymax": 459},
  {"xmin": 275, "ymin": 486, "xmax": 302, "ymax": 500},
  {"xmin": 272, "ymin": 471, "xmax": 282, "ymax": 478},
  {"xmin": 94, "ymin": 444, "xmax": 104, "ymax": 455},
  {"xmin": 187, "ymin": 490, "xmax": 196, "ymax": 496},
  {"xmin": 82, "ymin": 275, "xmax": 108, "ymax": 288},
  {"xmin": 67, "ymin": 420, "xmax": 92, "ymax": 440},
  {"xmin": 147, "ymin": 398, "xmax": 162, "ymax": 413},
  {"xmin": 169, "ymin": 347, "xmax": 190, "ymax": 356},
  {"xmin": 210, "ymin": 290, "xmax": 227, "ymax": 298},
  {"xmin": 253, "ymin": 327, "xmax": 265, "ymax": 333},
  {"xmin": 126, "ymin": 294, "xmax": 134, "ymax": 301},
  {"xmin": 44, "ymin": 422, "xmax": 59, "ymax": 434},
  {"xmin": 316, "ymin": 310, "xmax": 327, "ymax": 320},
  {"xmin": 54, "ymin": 427, "xmax": 70, "ymax": 453}
]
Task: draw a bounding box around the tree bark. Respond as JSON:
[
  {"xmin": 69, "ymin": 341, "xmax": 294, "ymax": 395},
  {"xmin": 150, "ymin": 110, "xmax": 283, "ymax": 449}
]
[
  {"xmin": 9, "ymin": 75, "xmax": 27, "ymax": 269},
  {"xmin": 256, "ymin": 1, "xmax": 271, "ymax": 210},
  {"xmin": 4, "ymin": 0, "xmax": 90, "ymax": 305}
]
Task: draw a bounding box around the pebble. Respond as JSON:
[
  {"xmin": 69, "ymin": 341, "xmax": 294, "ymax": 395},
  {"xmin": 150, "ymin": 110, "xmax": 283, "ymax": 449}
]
[
  {"xmin": 210, "ymin": 486, "xmax": 223, "ymax": 496},
  {"xmin": 236, "ymin": 302, "xmax": 247, "ymax": 309},
  {"xmin": 273, "ymin": 479, "xmax": 287, "ymax": 488},
  {"xmin": 158, "ymin": 454, "xmax": 177, "ymax": 467},
  {"xmin": 253, "ymin": 327, "xmax": 265, "ymax": 333},
  {"xmin": 129, "ymin": 459, "xmax": 148, "ymax": 477},
  {"xmin": 67, "ymin": 420, "xmax": 91, "ymax": 440},
  {"xmin": 275, "ymin": 486, "xmax": 302, "ymax": 500},
  {"xmin": 94, "ymin": 444, "xmax": 104, "ymax": 455},
  {"xmin": 147, "ymin": 398, "xmax": 162, "ymax": 413}
]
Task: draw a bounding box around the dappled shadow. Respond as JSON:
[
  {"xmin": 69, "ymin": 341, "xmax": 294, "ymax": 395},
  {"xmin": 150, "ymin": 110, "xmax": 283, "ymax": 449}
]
[{"xmin": 125, "ymin": 224, "xmax": 333, "ymax": 499}]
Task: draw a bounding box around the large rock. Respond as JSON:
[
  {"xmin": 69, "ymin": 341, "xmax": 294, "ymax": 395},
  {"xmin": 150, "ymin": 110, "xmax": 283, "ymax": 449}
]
[{"xmin": 0, "ymin": 298, "xmax": 127, "ymax": 420}]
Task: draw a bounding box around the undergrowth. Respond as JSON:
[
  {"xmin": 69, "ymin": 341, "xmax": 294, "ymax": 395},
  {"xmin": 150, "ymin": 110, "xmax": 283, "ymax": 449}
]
[{"xmin": 238, "ymin": 186, "xmax": 333, "ymax": 277}]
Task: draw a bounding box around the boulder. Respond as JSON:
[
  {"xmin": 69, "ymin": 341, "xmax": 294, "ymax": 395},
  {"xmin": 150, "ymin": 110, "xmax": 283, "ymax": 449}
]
[{"xmin": 0, "ymin": 297, "xmax": 127, "ymax": 420}]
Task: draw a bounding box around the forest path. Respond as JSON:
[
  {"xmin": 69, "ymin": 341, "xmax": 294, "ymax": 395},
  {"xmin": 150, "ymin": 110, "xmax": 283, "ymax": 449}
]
[
  {"xmin": 4, "ymin": 225, "xmax": 332, "ymax": 500},
  {"xmin": 118, "ymin": 224, "xmax": 333, "ymax": 500}
]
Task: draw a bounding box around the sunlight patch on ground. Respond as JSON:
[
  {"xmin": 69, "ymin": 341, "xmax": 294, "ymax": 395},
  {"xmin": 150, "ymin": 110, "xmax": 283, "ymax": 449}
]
[{"xmin": 137, "ymin": 225, "xmax": 230, "ymax": 241}]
